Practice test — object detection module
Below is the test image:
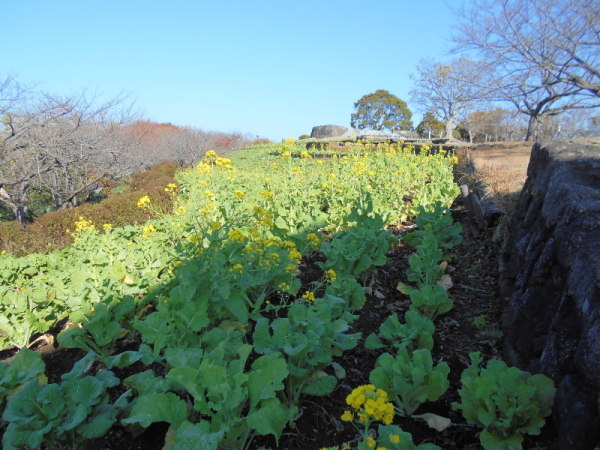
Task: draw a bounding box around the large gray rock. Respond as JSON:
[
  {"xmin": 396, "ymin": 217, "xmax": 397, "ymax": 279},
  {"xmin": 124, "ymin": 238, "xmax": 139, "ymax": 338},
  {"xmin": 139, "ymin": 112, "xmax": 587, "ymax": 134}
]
[
  {"xmin": 310, "ymin": 125, "xmax": 348, "ymax": 139},
  {"xmin": 499, "ymin": 139, "xmax": 600, "ymax": 449}
]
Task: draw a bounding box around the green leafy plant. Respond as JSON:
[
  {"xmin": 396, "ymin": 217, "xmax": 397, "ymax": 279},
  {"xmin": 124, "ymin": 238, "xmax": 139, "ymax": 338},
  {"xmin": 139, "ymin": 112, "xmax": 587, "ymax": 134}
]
[
  {"xmin": 398, "ymin": 284, "xmax": 453, "ymax": 321},
  {"xmin": 405, "ymin": 229, "xmax": 444, "ymax": 288},
  {"xmin": 403, "ymin": 203, "xmax": 462, "ymax": 253},
  {"xmin": 0, "ymin": 348, "xmax": 46, "ymax": 402},
  {"xmin": 365, "ymin": 310, "xmax": 435, "ymax": 352},
  {"xmin": 319, "ymin": 208, "xmax": 395, "ymax": 279},
  {"xmin": 324, "ymin": 273, "xmax": 366, "ymax": 310},
  {"xmin": 159, "ymin": 343, "xmax": 293, "ymax": 449},
  {"xmin": 253, "ymin": 295, "xmax": 360, "ymax": 406},
  {"xmin": 452, "ymin": 352, "xmax": 556, "ymax": 450},
  {"xmin": 2, "ymin": 353, "xmax": 131, "ymax": 450},
  {"xmin": 369, "ymin": 348, "xmax": 450, "ymax": 417},
  {"xmin": 58, "ymin": 295, "xmax": 136, "ymax": 360}
]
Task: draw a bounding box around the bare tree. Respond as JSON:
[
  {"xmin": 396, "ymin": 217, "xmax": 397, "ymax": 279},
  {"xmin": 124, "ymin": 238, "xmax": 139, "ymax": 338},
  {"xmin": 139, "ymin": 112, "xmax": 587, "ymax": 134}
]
[
  {"xmin": 1, "ymin": 82, "xmax": 139, "ymax": 223},
  {"xmin": 454, "ymin": 0, "xmax": 600, "ymax": 140},
  {"xmin": 411, "ymin": 58, "xmax": 487, "ymax": 139}
]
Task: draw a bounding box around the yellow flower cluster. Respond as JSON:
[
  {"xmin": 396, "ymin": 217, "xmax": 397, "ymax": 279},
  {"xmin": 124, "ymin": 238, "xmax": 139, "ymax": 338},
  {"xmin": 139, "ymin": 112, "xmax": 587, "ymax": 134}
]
[
  {"xmin": 306, "ymin": 232, "xmax": 320, "ymax": 248},
  {"xmin": 277, "ymin": 282, "xmax": 291, "ymax": 291},
  {"xmin": 196, "ymin": 162, "xmax": 211, "ymax": 174},
  {"xmin": 300, "ymin": 151, "xmax": 312, "ymax": 159},
  {"xmin": 69, "ymin": 216, "xmax": 95, "ymax": 234},
  {"xmin": 137, "ymin": 195, "xmax": 151, "ymax": 209},
  {"xmin": 288, "ymin": 248, "xmax": 302, "ymax": 264},
  {"xmin": 301, "ymin": 291, "xmax": 316, "ymax": 302},
  {"xmin": 233, "ymin": 190, "xmax": 246, "ymax": 200},
  {"xmin": 325, "ymin": 269, "xmax": 337, "ymax": 283},
  {"xmin": 164, "ymin": 183, "xmax": 178, "ymax": 193},
  {"xmin": 142, "ymin": 224, "xmax": 157, "ymax": 238},
  {"xmin": 260, "ymin": 190, "xmax": 274, "ymax": 201},
  {"xmin": 229, "ymin": 263, "xmax": 244, "ymax": 274},
  {"xmin": 342, "ymin": 384, "xmax": 394, "ymax": 425},
  {"xmin": 228, "ymin": 229, "xmax": 246, "ymax": 244},
  {"xmin": 253, "ymin": 206, "xmax": 274, "ymax": 228},
  {"xmin": 199, "ymin": 203, "xmax": 217, "ymax": 216},
  {"xmin": 102, "ymin": 223, "xmax": 113, "ymax": 233}
]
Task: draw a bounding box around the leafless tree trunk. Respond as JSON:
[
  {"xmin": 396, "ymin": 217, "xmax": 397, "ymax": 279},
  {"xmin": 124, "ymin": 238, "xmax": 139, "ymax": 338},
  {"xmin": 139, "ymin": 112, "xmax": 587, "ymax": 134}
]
[{"xmin": 411, "ymin": 58, "xmax": 488, "ymax": 139}]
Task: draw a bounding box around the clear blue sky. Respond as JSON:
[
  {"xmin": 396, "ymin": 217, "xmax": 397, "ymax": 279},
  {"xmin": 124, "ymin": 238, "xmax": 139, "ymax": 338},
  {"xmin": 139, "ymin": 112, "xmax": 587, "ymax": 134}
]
[{"xmin": 5, "ymin": 0, "xmax": 462, "ymax": 141}]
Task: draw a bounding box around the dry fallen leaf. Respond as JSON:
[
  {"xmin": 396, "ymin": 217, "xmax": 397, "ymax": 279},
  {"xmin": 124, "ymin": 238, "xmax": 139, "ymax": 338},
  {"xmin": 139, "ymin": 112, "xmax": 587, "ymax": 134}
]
[
  {"xmin": 437, "ymin": 274, "xmax": 453, "ymax": 291},
  {"xmin": 413, "ymin": 412, "xmax": 452, "ymax": 432}
]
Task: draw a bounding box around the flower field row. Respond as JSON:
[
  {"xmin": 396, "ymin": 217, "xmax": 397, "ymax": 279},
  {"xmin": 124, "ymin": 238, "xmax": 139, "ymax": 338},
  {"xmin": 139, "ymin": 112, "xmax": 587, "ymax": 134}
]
[{"xmin": 0, "ymin": 141, "xmax": 554, "ymax": 449}]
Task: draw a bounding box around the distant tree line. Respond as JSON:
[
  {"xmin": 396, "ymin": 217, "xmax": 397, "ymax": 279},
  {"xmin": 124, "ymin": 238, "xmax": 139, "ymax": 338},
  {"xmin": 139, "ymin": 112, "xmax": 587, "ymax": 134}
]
[
  {"xmin": 351, "ymin": 0, "xmax": 599, "ymax": 143},
  {"xmin": 0, "ymin": 76, "xmax": 251, "ymax": 224}
]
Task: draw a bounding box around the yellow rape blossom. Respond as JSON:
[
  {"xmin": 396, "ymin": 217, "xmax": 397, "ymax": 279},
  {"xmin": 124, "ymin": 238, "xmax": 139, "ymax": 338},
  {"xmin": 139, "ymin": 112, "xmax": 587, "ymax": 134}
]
[
  {"xmin": 307, "ymin": 232, "xmax": 320, "ymax": 248},
  {"xmin": 137, "ymin": 195, "xmax": 151, "ymax": 209},
  {"xmin": 260, "ymin": 190, "xmax": 274, "ymax": 200},
  {"xmin": 164, "ymin": 183, "xmax": 178, "ymax": 193},
  {"xmin": 229, "ymin": 264, "xmax": 244, "ymax": 274},
  {"xmin": 233, "ymin": 189, "xmax": 246, "ymax": 200},
  {"xmin": 325, "ymin": 269, "xmax": 337, "ymax": 283},
  {"xmin": 366, "ymin": 437, "xmax": 376, "ymax": 448},
  {"xmin": 345, "ymin": 385, "xmax": 394, "ymax": 425},
  {"xmin": 228, "ymin": 229, "xmax": 246, "ymax": 244},
  {"xmin": 341, "ymin": 410, "xmax": 353, "ymax": 422},
  {"xmin": 288, "ymin": 249, "xmax": 302, "ymax": 263},
  {"xmin": 301, "ymin": 291, "xmax": 316, "ymax": 302},
  {"xmin": 142, "ymin": 224, "xmax": 157, "ymax": 238}
]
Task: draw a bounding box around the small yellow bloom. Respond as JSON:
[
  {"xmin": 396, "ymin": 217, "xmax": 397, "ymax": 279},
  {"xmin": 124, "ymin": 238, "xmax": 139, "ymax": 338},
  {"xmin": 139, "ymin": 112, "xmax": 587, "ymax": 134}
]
[
  {"xmin": 340, "ymin": 410, "xmax": 353, "ymax": 422},
  {"xmin": 229, "ymin": 264, "xmax": 244, "ymax": 274},
  {"xmin": 228, "ymin": 229, "xmax": 246, "ymax": 244},
  {"xmin": 233, "ymin": 189, "xmax": 246, "ymax": 200},
  {"xmin": 137, "ymin": 195, "xmax": 151, "ymax": 209},
  {"xmin": 301, "ymin": 291, "xmax": 316, "ymax": 302},
  {"xmin": 277, "ymin": 282, "xmax": 290, "ymax": 291},
  {"xmin": 325, "ymin": 269, "xmax": 337, "ymax": 283},
  {"xmin": 366, "ymin": 437, "xmax": 376, "ymax": 448},
  {"xmin": 390, "ymin": 434, "xmax": 400, "ymax": 444},
  {"xmin": 142, "ymin": 224, "xmax": 157, "ymax": 238}
]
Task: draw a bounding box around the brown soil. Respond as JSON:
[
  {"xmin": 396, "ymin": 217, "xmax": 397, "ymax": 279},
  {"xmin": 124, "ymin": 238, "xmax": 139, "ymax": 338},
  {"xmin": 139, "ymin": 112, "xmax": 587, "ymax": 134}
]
[{"xmin": 0, "ymin": 178, "xmax": 559, "ymax": 449}]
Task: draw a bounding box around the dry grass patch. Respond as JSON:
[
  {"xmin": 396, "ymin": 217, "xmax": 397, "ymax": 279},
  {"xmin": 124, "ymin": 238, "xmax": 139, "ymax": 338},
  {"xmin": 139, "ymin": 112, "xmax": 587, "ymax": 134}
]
[{"xmin": 467, "ymin": 143, "xmax": 533, "ymax": 215}]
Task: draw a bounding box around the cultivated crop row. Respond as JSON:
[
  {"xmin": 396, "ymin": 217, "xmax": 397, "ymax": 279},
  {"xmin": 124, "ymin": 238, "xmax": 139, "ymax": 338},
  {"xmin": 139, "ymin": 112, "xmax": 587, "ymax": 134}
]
[{"xmin": 0, "ymin": 142, "xmax": 555, "ymax": 449}]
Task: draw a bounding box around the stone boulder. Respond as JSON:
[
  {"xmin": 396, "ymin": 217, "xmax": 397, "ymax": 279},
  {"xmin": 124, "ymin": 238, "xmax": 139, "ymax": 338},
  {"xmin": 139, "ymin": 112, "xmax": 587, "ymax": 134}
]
[
  {"xmin": 310, "ymin": 125, "xmax": 348, "ymax": 139},
  {"xmin": 499, "ymin": 139, "xmax": 600, "ymax": 449}
]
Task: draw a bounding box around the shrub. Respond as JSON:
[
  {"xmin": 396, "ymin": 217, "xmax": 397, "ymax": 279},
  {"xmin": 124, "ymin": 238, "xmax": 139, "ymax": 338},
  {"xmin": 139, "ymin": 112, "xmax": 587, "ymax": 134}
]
[{"xmin": 0, "ymin": 162, "xmax": 180, "ymax": 257}]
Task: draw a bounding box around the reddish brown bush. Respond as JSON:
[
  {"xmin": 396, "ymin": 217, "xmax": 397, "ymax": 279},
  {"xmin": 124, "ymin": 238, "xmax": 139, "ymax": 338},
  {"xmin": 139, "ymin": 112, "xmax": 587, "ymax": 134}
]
[{"xmin": 0, "ymin": 162, "xmax": 180, "ymax": 257}]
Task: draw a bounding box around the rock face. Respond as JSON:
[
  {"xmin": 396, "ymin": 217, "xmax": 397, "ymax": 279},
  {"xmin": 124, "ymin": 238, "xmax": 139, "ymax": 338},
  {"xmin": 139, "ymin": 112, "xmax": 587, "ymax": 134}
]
[
  {"xmin": 310, "ymin": 125, "xmax": 348, "ymax": 139},
  {"xmin": 499, "ymin": 139, "xmax": 600, "ymax": 449}
]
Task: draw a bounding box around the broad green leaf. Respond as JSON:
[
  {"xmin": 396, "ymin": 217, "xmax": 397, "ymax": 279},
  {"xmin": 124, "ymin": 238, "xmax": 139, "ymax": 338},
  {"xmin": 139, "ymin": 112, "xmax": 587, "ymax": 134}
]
[
  {"xmin": 165, "ymin": 421, "xmax": 225, "ymax": 450},
  {"xmin": 122, "ymin": 392, "xmax": 188, "ymax": 428},
  {"xmin": 246, "ymin": 398, "xmax": 291, "ymax": 442},
  {"xmin": 302, "ymin": 372, "xmax": 337, "ymax": 396},
  {"xmin": 247, "ymin": 353, "xmax": 287, "ymax": 408}
]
